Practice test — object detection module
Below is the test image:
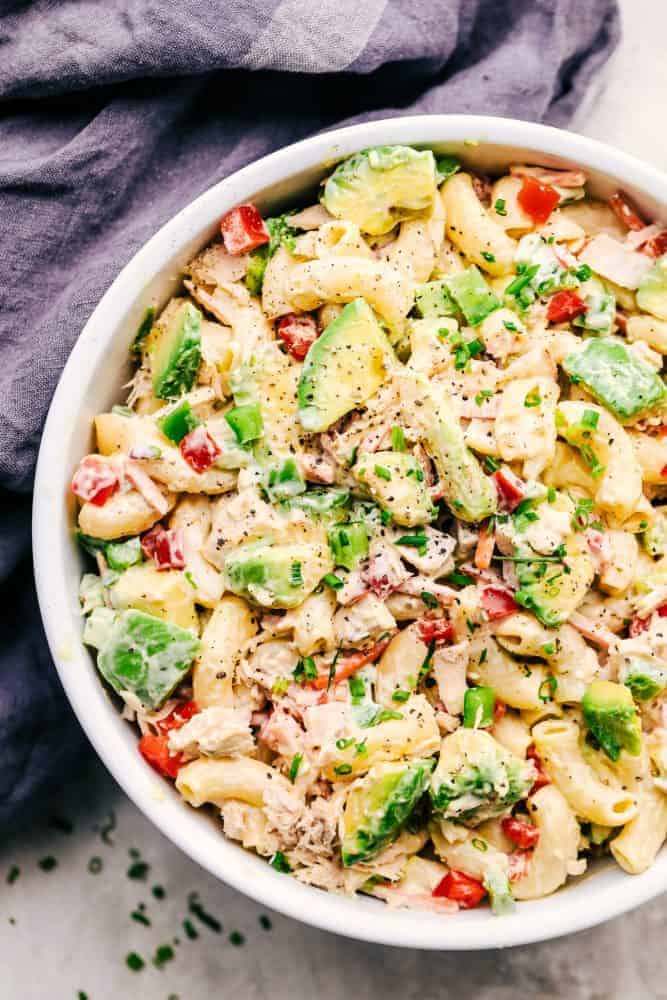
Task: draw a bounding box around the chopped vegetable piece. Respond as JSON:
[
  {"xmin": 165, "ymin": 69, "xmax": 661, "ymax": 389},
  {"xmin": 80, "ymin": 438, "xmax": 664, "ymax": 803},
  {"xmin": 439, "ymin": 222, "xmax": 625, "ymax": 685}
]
[
  {"xmin": 416, "ymin": 618, "xmax": 455, "ymax": 644},
  {"xmin": 179, "ymin": 427, "xmax": 220, "ymax": 475},
  {"xmin": 72, "ymin": 456, "xmax": 119, "ymax": 506},
  {"xmin": 582, "ymin": 680, "xmax": 641, "ymax": 762},
  {"xmin": 444, "ymin": 266, "xmax": 500, "ymax": 326},
  {"xmin": 517, "ymin": 176, "xmax": 560, "ymax": 224},
  {"xmin": 432, "ymin": 870, "xmax": 487, "ymax": 908},
  {"xmin": 151, "ymin": 301, "xmax": 202, "ymax": 400},
  {"xmin": 413, "ymin": 280, "xmax": 457, "ymax": 319},
  {"xmin": 501, "ymin": 816, "xmax": 540, "ymax": 849},
  {"xmin": 220, "ymin": 204, "xmax": 270, "ymax": 255},
  {"xmin": 92, "ymin": 609, "xmax": 200, "ymax": 710},
  {"xmin": 225, "ymin": 403, "xmax": 263, "ymax": 444},
  {"xmin": 492, "ymin": 467, "xmax": 526, "ymax": 512},
  {"xmin": 563, "ymin": 337, "xmax": 667, "ymax": 423},
  {"xmin": 158, "ymin": 400, "xmax": 200, "ymax": 444},
  {"xmin": 463, "ymin": 686, "xmax": 495, "ymax": 728},
  {"xmin": 276, "ymin": 313, "xmax": 319, "ymax": 360},
  {"xmin": 546, "ymin": 290, "xmax": 586, "ymax": 324},
  {"xmin": 480, "ymin": 586, "xmax": 518, "ymax": 621},
  {"xmin": 328, "ymin": 522, "xmax": 369, "ymax": 570}
]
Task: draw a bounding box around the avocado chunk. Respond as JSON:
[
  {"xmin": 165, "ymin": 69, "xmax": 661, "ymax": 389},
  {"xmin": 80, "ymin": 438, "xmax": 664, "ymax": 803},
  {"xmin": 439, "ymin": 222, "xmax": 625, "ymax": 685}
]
[
  {"xmin": 322, "ymin": 145, "xmax": 437, "ymax": 236},
  {"xmin": 224, "ymin": 536, "xmax": 333, "ymax": 609},
  {"xmin": 484, "ymin": 869, "xmax": 516, "ymax": 916},
  {"xmin": 264, "ymin": 457, "xmax": 306, "ymax": 501},
  {"xmin": 582, "ymin": 680, "xmax": 642, "ymax": 761},
  {"xmin": 297, "ymin": 298, "xmax": 394, "ymax": 432},
  {"xmin": 423, "ymin": 393, "xmax": 497, "ymax": 523},
  {"xmin": 77, "ymin": 531, "xmax": 143, "ymax": 572},
  {"xmin": 573, "ymin": 277, "xmax": 615, "ymax": 333},
  {"xmin": 430, "ymin": 729, "xmax": 534, "ymax": 825},
  {"xmin": 643, "ymin": 512, "xmax": 667, "ymax": 558},
  {"xmin": 637, "ymin": 254, "xmax": 667, "ymax": 320},
  {"xmin": 444, "ymin": 266, "xmax": 500, "ymax": 326},
  {"xmin": 341, "ymin": 759, "xmax": 435, "ymax": 866},
  {"xmin": 514, "ymin": 538, "xmax": 594, "ymax": 629},
  {"xmin": 328, "ymin": 522, "xmax": 369, "ymax": 570},
  {"xmin": 414, "ymin": 281, "xmax": 457, "ymax": 319},
  {"xmin": 151, "ymin": 301, "xmax": 202, "ymax": 400},
  {"xmin": 282, "ymin": 488, "xmax": 350, "ymax": 519},
  {"xmin": 619, "ymin": 658, "xmax": 667, "ymax": 701},
  {"xmin": 563, "ymin": 337, "xmax": 667, "ymax": 423},
  {"xmin": 352, "ymin": 451, "xmax": 434, "ymax": 527},
  {"xmin": 89, "ymin": 609, "xmax": 200, "ymax": 710}
]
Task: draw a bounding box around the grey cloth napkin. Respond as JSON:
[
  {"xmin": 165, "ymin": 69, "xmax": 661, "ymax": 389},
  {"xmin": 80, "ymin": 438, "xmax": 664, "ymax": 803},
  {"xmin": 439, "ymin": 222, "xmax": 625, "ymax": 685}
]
[{"xmin": 0, "ymin": 0, "xmax": 619, "ymax": 829}]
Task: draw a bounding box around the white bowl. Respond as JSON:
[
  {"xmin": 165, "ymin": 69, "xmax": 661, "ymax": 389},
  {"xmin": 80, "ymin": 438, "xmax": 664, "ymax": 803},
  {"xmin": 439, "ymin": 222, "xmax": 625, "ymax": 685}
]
[{"xmin": 33, "ymin": 114, "xmax": 667, "ymax": 949}]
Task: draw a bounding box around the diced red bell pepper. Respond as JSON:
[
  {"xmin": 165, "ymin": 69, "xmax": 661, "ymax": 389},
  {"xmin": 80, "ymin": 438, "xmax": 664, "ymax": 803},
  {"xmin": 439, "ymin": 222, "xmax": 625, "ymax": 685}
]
[
  {"xmin": 643, "ymin": 231, "xmax": 667, "ymax": 259},
  {"xmin": 630, "ymin": 603, "xmax": 667, "ymax": 636},
  {"xmin": 157, "ymin": 699, "xmax": 199, "ymax": 733},
  {"xmin": 71, "ymin": 456, "xmax": 119, "ymax": 506},
  {"xmin": 220, "ymin": 204, "xmax": 270, "ymax": 255},
  {"xmin": 501, "ymin": 816, "xmax": 541, "ymax": 850},
  {"xmin": 492, "ymin": 467, "xmax": 526, "ymax": 513},
  {"xmin": 138, "ymin": 700, "xmax": 198, "ymax": 779},
  {"xmin": 517, "ymin": 176, "xmax": 560, "ymax": 224},
  {"xmin": 416, "ymin": 618, "xmax": 455, "ymax": 644},
  {"xmin": 526, "ymin": 745, "xmax": 550, "ymax": 793},
  {"xmin": 154, "ymin": 528, "xmax": 185, "ymax": 571},
  {"xmin": 608, "ymin": 191, "xmax": 646, "ymax": 232},
  {"xmin": 179, "ymin": 425, "xmax": 221, "ymax": 474},
  {"xmin": 138, "ymin": 731, "xmax": 185, "ymax": 779},
  {"xmin": 276, "ymin": 313, "xmax": 319, "ymax": 360},
  {"xmin": 140, "ymin": 524, "xmax": 163, "ymax": 560},
  {"xmin": 547, "ymin": 290, "xmax": 587, "ymax": 324},
  {"xmin": 480, "ymin": 586, "xmax": 518, "ymax": 621},
  {"xmin": 140, "ymin": 524, "xmax": 185, "ymax": 570},
  {"xmin": 432, "ymin": 870, "xmax": 487, "ymax": 908}
]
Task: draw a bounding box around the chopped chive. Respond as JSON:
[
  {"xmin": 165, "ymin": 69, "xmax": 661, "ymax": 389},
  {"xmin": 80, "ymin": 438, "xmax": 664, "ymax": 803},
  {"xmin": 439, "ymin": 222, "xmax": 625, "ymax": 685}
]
[
  {"xmin": 6, "ymin": 865, "xmax": 19, "ymax": 885},
  {"xmin": 538, "ymin": 675, "xmax": 558, "ymax": 703},
  {"xmin": 183, "ymin": 918, "xmax": 199, "ymax": 940},
  {"xmin": 374, "ymin": 464, "xmax": 392, "ymax": 481},
  {"xmin": 474, "ymin": 389, "xmax": 494, "ymax": 406},
  {"xmin": 334, "ymin": 763, "xmax": 353, "ymax": 776},
  {"xmin": 131, "ymin": 909, "xmax": 151, "ymax": 927},
  {"xmin": 581, "ymin": 409, "xmax": 599, "ymax": 430},
  {"xmin": 391, "ymin": 426, "xmax": 406, "ymax": 451},
  {"xmin": 420, "ymin": 590, "xmax": 439, "ymax": 608},
  {"xmin": 336, "ymin": 737, "xmax": 355, "ymax": 750},
  {"xmin": 152, "ymin": 944, "xmax": 175, "ymax": 969},
  {"xmin": 483, "ymin": 455, "xmax": 500, "ymax": 473},
  {"xmin": 127, "ymin": 860, "xmax": 149, "ymax": 881},
  {"xmin": 88, "ymin": 856, "xmax": 103, "ymax": 875},
  {"xmin": 289, "ymin": 753, "xmax": 303, "ymax": 783},
  {"xmin": 290, "ymin": 561, "xmax": 303, "ymax": 586},
  {"xmin": 126, "ymin": 952, "xmax": 145, "ymax": 972},
  {"xmin": 481, "ymin": 251, "xmax": 496, "ymax": 263},
  {"xmin": 418, "ymin": 640, "xmax": 436, "ymax": 682},
  {"xmin": 229, "ymin": 931, "xmax": 246, "ymax": 947},
  {"xmin": 494, "ymin": 198, "xmax": 507, "ymax": 216},
  {"xmin": 259, "ymin": 915, "xmax": 272, "ymax": 930},
  {"xmin": 188, "ymin": 891, "xmax": 222, "ymax": 933},
  {"xmin": 38, "ymin": 856, "xmax": 57, "ymax": 872},
  {"xmin": 542, "ymin": 642, "xmax": 556, "ymax": 655},
  {"xmin": 391, "ymin": 689, "xmax": 410, "ymax": 703},
  {"xmin": 271, "ymin": 852, "xmax": 291, "ymax": 874},
  {"xmin": 524, "ymin": 387, "xmax": 542, "ymax": 408},
  {"xmin": 322, "ymin": 572, "xmax": 344, "ymax": 590}
]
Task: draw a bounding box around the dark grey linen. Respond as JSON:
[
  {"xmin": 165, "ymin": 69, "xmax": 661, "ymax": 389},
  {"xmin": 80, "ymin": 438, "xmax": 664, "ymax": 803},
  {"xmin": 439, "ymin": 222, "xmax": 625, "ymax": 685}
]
[{"xmin": 0, "ymin": 0, "xmax": 619, "ymax": 828}]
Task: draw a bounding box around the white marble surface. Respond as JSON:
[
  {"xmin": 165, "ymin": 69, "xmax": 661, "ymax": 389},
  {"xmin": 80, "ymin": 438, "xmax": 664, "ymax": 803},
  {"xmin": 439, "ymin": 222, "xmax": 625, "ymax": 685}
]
[{"xmin": 6, "ymin": 3, "xmax": 667, "ymax": 997}]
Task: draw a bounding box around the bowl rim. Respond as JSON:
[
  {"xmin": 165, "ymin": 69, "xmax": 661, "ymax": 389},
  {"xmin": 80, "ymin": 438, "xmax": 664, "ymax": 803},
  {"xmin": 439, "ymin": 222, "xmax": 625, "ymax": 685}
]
[{"xmin": 33, "ymin": 113, "xmax": 667, "ymax": 950}]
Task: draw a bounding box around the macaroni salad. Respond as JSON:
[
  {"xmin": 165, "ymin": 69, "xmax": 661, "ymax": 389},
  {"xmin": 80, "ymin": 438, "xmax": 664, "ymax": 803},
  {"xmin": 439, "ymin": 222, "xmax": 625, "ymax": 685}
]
[{"xmin": 73, "ymin": 144, "xmax": 667, "ymax": 915}]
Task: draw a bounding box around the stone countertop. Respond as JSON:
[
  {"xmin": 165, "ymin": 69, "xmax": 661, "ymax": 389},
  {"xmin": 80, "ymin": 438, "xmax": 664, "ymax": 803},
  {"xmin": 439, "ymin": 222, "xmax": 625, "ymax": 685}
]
[{"xmin": 5, "ymin": 2, "xmax": 667, "ymax": 997}]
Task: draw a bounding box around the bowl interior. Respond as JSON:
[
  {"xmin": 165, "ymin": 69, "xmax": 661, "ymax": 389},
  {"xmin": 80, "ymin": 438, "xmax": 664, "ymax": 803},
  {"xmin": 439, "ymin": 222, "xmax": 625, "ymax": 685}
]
[{"xmin": 33, "ymin": 115, "xmax": 667, "ymax": 949}]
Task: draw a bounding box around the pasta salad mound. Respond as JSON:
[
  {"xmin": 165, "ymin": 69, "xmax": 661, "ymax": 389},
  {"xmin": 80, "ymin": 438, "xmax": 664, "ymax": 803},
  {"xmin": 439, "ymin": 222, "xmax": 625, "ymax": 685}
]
[{"xmin": 73, "ymin": 145, "xmax": 667, "ymax": 915}]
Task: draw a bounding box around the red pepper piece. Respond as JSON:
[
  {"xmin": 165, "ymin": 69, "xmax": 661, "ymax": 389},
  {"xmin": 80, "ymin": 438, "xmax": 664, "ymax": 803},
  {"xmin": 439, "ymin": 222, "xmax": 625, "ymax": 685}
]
[
  {"xmin": 220, "ymin": 204, "xmax": 270, "ymax": 255},
  {"xmin": 517, "ymin": 176, "xmax": 560, "ymax": 224}
]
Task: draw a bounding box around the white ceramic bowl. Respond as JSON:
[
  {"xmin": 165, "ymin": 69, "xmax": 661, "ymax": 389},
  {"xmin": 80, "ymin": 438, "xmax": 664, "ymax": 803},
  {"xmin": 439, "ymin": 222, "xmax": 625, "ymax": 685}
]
[{"xmin": 33, "ymin": 115, "xmax": 667, "ymax": 949}]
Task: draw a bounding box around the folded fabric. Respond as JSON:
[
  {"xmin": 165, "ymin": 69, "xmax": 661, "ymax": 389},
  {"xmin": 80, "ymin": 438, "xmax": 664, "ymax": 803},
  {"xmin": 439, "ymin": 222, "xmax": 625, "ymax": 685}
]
[{"xmin": 0, "ymin": 0, "xmax": 620, "ymax": 829}]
